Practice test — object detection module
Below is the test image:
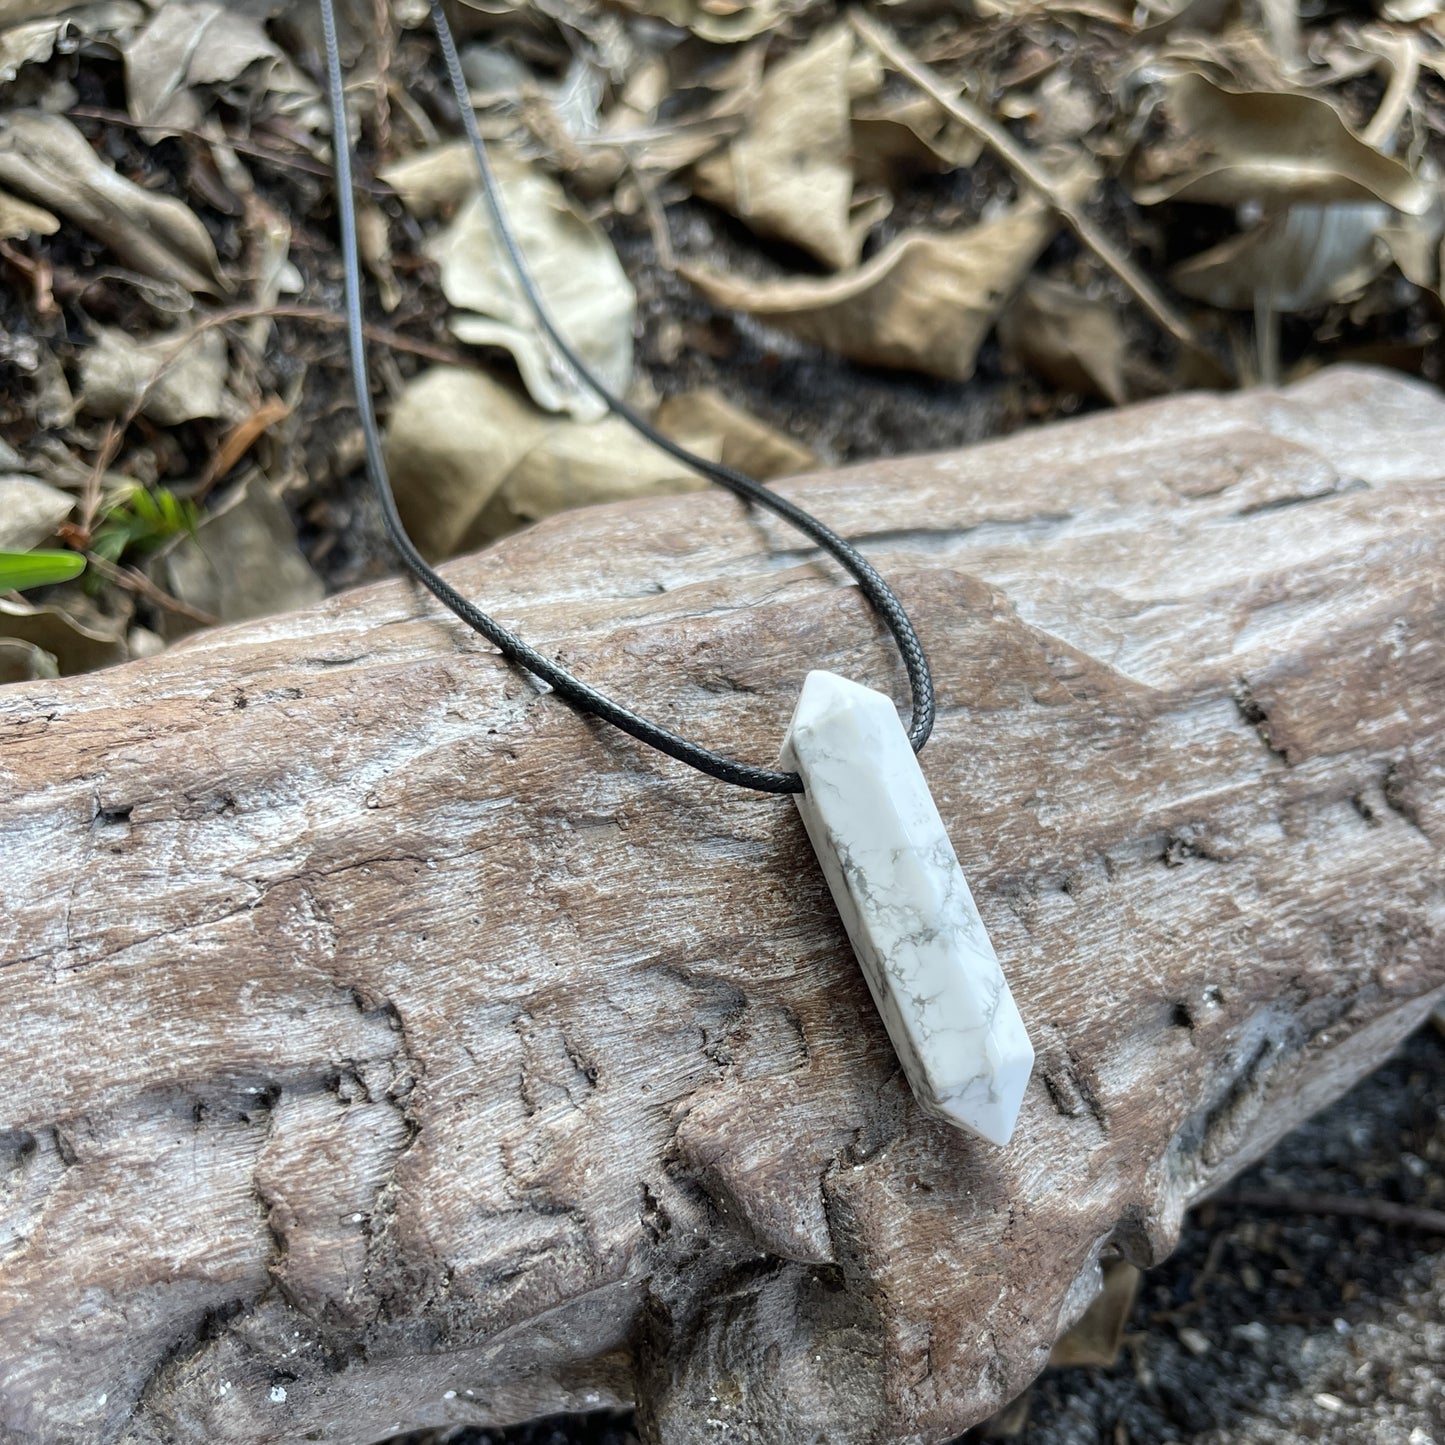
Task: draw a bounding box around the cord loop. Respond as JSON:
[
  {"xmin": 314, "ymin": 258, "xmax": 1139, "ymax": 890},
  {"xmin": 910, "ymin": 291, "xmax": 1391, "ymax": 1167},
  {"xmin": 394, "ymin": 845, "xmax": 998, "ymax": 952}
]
[{"xmin": 320, "ymin": 0, "xmax": 935, "ymax": 792}]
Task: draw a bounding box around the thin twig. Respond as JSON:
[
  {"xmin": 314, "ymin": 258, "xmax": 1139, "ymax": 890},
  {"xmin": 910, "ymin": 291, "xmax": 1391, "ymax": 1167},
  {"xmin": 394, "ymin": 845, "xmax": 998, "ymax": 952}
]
[
  {"xmin": 195, "ymin": 395, "xmax": 294, "ymax": 500},
  {"xmin": 849, "ymin": 9, "xmax": 1216, "ymax": 367},
  {"xmin": 64, "ymin": 106, "xmax": 381, "ymax": 188},
  {"xmin": 84, "ymin": 553, "xmax": 222, "ymax": 627},
  {"xmin": 626, "ymin": 152, "xmax": 677, "ymax": 271},
  {"xmin": 299, "ymin": 305, "xmax": 471, "ymax": 366},
  {"xmin": 1361, "ymin": 31, "xmax": 1419, "ymax": 151},
  {"xmin": 1213, "ymin": 1187, "xmax": 1445, "ymax": 1236},
  {"xmin": 372, "ymin": 0, "xmax": 395, "ymax": 163}
]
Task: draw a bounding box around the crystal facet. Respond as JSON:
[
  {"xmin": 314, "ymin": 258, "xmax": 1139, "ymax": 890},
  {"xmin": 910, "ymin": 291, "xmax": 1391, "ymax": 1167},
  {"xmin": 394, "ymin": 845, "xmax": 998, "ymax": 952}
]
[{"xmin": 780, "ymin": 670, "xmax": 1034, "ymax": 1146}]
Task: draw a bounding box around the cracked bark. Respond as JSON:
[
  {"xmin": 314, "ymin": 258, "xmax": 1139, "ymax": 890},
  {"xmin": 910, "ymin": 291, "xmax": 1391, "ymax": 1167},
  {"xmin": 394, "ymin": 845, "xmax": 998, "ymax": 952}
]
[{"xmin": 1, "ymin": 366, "xmax": 1443, "ymax": 1445}]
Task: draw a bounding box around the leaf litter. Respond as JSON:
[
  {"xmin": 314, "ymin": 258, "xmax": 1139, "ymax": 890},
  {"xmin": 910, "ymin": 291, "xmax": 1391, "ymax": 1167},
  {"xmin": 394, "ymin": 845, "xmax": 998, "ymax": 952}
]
[{"xmin": 0, "ymin": 0, "xmax": 1439, "ymax": 682}]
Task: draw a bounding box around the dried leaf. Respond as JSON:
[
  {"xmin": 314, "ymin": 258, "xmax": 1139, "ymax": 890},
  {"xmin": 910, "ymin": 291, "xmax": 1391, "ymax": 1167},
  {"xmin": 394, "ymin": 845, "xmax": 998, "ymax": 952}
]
[
  {"xmin": 0, "ymin": 110, "xmax": 227, "ymax": 295},
  {"xmin": 609, "ymin": 0, "xmax": 782, "ymax": 44},
  {"xmin": 155, "ymin": 477, "xmax": 323, "ymax": 640},
  {"xmin": 32, "ymin": 347, "xmax": 76, "ymax": 431},
  {"xmin": 653, "ymin": 389, "xmax": 816, "ymax": 480},
  {"xmin": 124, "ymin": 1, "xmax": 307, "ymax": 131},
  {"xmin": 379, "ymin": 139, "xmax": 473, "ymax": 219},
  {"xmin": 358, "ymin": 201, "xmax": 401, "ymax": 313},
  {"xmin": 78, "ymin": 326, "xmax": 231, "ymax": 426},
  {"xmin": 0, "ymin": 474, "xmax": 72, "ymax": 550},
  {"xmin": 1130, "ymin": 72, "xmax": 1430, "ymax": 213},
  {"xmin": 0, "ymin": 3, "xmax": 143, "ymax": 84},
  {"xmin": 693, "ymin": 25, "xmax": 863, "ymax": 270},
  {"xmin": 426, "ymin": 154, "xmax": 635, "ymax": 421},
  {"xmin": 998, "ymin": 277, "xmax": 1129, "ymax": 404},
  {"xmin": 0, "ymin": 590, "xmax": 130, "ymax": 674},
  {"xmin": 385, "ymin": 365, "xmax": 551, "ymax": 559},
  {"xmin": 0, "ymin": 185, "xmax": 56, "ymax": 240},
  {"xmin": 386, "ymin": 366, "xmax": 708, "ymax": 557},
  {"xmin": 1049, "ymin": 1260, "xmax": 1140, "ymax": 1368},
  {"xmin": 0, "ymin": 637, "xmax": 58, "ymax": 683},
  {"xmin": 474, "ymin": 415, "xmax": 710, "ymax": 543},
  {"xmin": 0, "ymin": 0, "xmax": 75, "ymax": 22},
  {"xmin": 1171, "ymin": 204, "xmax": 1391, "ymax": 312},
  {"xmin": 851, "ymin": 94, "xmax": 983, "ymax": 184},
  {"xmin": 681, "ymin": 179, "xmax": 1085, "ymax": 382},
  {"xmin": 1380, "ymin": 0, "xmax": 1440, "ymax": 21}
]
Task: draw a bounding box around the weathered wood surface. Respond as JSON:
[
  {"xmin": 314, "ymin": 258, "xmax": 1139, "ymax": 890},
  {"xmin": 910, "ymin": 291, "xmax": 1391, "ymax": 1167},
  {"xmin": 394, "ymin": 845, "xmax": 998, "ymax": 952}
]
[{"xmin": 1, "ymin": 366, "xmax": 1443, "ymax": 1445}]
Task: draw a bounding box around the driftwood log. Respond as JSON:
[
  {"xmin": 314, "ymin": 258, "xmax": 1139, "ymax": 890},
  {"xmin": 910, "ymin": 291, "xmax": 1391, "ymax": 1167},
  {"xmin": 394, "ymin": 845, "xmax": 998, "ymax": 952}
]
[{"xmin": 2, "ymin": 366, "xmax": 1443, "ymax": 1445}]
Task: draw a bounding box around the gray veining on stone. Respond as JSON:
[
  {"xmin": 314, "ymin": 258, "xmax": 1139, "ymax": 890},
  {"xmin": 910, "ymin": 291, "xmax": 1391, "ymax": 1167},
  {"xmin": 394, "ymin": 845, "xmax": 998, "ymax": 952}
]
[{"xmin": 780, "ymin": 670, "xmax": 1034, "ymax": 1146}]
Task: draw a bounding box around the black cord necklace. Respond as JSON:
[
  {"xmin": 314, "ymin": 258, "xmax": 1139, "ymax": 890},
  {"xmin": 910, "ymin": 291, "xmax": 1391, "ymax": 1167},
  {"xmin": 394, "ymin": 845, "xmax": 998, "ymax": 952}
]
[
  {"xmin": 320, "ymin": 0, "xmax": 1035, "ymax": 1147},
  {"xmin": 319, "ymin": 0, "xmax": 934, "ymax": 794}
]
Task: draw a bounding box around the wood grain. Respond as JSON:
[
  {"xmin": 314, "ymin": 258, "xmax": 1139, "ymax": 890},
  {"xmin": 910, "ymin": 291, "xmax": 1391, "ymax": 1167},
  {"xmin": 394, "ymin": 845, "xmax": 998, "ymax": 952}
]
[{"xmin": 1, "ymin": 366, "xmax": 1442, "ymax": 1445}]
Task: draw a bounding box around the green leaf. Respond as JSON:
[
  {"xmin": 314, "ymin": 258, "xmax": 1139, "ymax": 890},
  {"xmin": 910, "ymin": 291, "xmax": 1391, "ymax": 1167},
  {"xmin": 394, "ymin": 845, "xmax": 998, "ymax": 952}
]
[
  {"xmin": 91, "ymin": 485, "xmax": 199, "ymax": 565},
  {"xmin": 0, "ymin": 550, "xmax": 86, "ymax": 592}
]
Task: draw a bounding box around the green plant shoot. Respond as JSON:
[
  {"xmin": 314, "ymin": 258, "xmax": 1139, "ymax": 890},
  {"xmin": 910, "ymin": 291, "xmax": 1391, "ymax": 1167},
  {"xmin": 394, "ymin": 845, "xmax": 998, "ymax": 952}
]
[
  {"xmin": 0, "ymin": 550, "xmax": 87, "ymax": 592},
  {"xmin": 91, "ymin": 485, "xmax": 199, "ymax": 565}
]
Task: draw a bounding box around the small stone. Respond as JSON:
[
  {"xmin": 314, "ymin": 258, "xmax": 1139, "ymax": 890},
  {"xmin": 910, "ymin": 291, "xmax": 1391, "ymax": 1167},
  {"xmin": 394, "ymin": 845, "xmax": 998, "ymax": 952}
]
[
  {"xmin": 1312, "ymin": 1393, "xmax": 1345, "ymax": 1414},
  {"xmin": 269, "ymin": 1385, "xmax": 287, "ymax": 1405},
  {"xmin": 1177, "ymin": 1326, "xmax": 1211, "ymax": 1357}
]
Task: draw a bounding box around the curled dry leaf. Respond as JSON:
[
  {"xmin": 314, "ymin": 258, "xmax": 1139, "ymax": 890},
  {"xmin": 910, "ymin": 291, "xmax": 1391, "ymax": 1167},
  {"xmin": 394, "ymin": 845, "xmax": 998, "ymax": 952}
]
[
  {"xmin": 1381, "ymin": 194, "xmax": 1445, "ymax": 303},
  {"xmin": 693, "ymin": 25, "xmax": 865, "ymax": 271},
  {"xmin": 154, "ymin": 477, "xmax": 323, "ymax": 641},
  {"xmin": 124, "ymin": 1, "xmax": 313, "ymax": 131},
  {"xmin": 426, "ymin": 156, "xmax": 635, "ymax": 422},
  {"xmin": 0, "ymin": 186, "xmax": 56, "ymax": 240},
  {"xmin": 604, "ymin": 46, "xmax": 764, "ymax": 180},
  {"xmin": 653, "ymin": 389, "xmax": 816, "ymax": 480},
  {"xmin": 379, "ymin": 140, "xmax": 474, "ymax": 218},
  {"xmin": 1130, "ymin": 72, "xmax": 1430, "ymax": 213},
  {"xmin": 78, "ymin": 326, "xmax": 231, "ymax": 426},
  {"xmin": 0, "ymin": 3, "xmax": 143, "ymax": 85},
  {"xmin": 609, "ymin": 0, "xmax": 783, "ymax": 44},
  {"xmin": 998, "ymin": 276, "xmax": 1129, "ymax": 404},
  {"xmin": 0, "ymin": 474, "xmax": 72, "ymax": 550},
  {"xmin": 0, "ymin": 637, "xmax": 58, "ymax": 683},
  {"xmin": 0, "ymin": 110, "xmax": 227, "ymax": 295},
  {"xmin": 1171, "ymin": 203, "xmax": 1391, "ymax": 312},
  {"xmin": 681, "ymin": 171, "xmax": 1090, "ymax": 382},
  {"xmin": 385, "ymin": 366, "xmax": 707, "ymax": 559},
  {"xmin": 358, "ymin": 201, "xmax": 401, "ymax": 313},
  {"xmin": 850, "ymin": 94, "xmax": 983, "ymax": 185},
  {"xmin": 0, "ymin": 590, "xmax": 129, "ymax": 675},
  {"xmin": 32, "ymin": 348, "xmax": 75, "ymax": 431}
]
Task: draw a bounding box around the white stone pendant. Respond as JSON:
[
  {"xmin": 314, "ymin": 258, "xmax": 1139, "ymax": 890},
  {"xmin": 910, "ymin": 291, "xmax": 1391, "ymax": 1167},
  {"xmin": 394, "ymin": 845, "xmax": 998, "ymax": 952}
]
[{"xmin": 780, "ymin": 671, "xmax": 1034, "ymax": 1146}]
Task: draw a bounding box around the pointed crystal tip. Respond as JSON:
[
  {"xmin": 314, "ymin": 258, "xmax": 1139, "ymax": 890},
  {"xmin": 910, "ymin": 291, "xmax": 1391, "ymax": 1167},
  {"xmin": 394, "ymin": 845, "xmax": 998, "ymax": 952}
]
[{"xmin": 931, "ymin": 1029, "xmax": 1035, "ymax": 1147}]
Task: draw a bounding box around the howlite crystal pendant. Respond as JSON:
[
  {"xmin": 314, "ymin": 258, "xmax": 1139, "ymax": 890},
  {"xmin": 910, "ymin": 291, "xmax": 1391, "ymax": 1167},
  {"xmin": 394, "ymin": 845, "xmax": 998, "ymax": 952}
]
[{"xmin": 780, "ymin": 671, "xmax": 1034, "ymax": 1146}]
